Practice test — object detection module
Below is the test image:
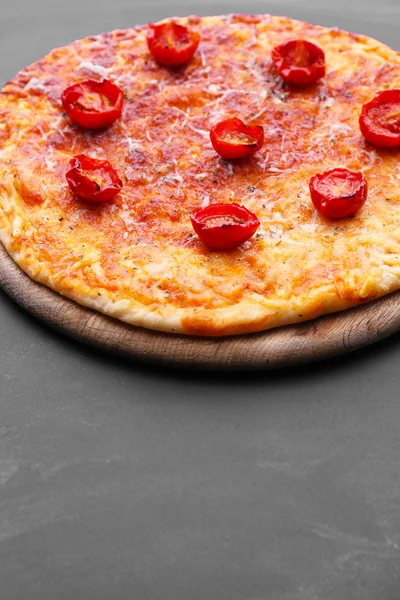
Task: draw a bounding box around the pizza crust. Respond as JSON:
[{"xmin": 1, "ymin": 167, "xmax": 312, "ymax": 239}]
[{"xmin": 1, "ymin": 14, "xmax": 400, "ymax": 336}]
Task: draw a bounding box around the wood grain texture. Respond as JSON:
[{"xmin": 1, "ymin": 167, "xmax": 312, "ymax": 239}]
[{"xmin": 2, "ymin": 241, "xmax": 400, "ymax": 370}]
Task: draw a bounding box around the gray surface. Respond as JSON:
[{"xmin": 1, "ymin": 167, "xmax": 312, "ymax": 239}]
[{"xmin": 2, "ymin": 0, "xmax": 400, "ymax": 598}]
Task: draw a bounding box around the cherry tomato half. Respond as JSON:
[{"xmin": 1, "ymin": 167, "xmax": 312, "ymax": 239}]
[
  {"xmin": 359, "ymin": 89, "xmax": 400, "ymax": 147},
  {"xmin": 66, "ymin": 154, "xmax": 123, "ymax": 203},
  {"xmin": 309, "ymin": 168, "xmax": 367, "ymax": 219},
  {"xmin": 271, "ymin": 39, "xmax": 325, "ymax": 86},
  {"xmin": 210, "ymin": 118, "xmax": 264, "ymax": 160},
  {"xmin": 190, "ymin": 203, "xmax": 260, "ymax": 250},
  {"xmin": 61, "ymin": 80, "xmax": 123, "ymax": 129},
  {"xmin": 147, "ymin": 22, "xmax": 200, "ymax": 66}
]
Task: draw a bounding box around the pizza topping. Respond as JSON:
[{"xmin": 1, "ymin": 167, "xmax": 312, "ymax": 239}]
[
  {"xmin": 271, "ymin": 39, "xmax": 325, "ymax": 86},
  {"xmin": 309, "ymin": 168, "xmax": 367, "ymax": 219},
  {"xmin": 190, "ymin": 203, "xmax": 260, "ymax": 249},
  {"xmin": 359, "ymin": 89, "xmax": 400, "ymax": 147},
  {"xmin": 66, "ymin": 154, "xmax": 123, "ymax": 203},
  {"xmin": 147, "ymin": 22, "xmax": 200, "ymax": 66},
  {"xmin": 210, "ymin": 118, "xmax": 264, "ymax": 160},
  {"xmin": 61, "ymin": 80, "xmax": 123, "ymax": 129}
]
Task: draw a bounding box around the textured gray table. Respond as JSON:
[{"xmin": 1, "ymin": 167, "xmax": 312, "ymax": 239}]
[{"xmin": 2, "ymin": 1, "xmax": 400, "ymax": 598}]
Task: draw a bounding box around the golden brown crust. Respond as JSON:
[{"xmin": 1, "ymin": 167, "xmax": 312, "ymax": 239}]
[{"xmin": 1, "ymin": 14, "xmax": 400, "ymax": 335}]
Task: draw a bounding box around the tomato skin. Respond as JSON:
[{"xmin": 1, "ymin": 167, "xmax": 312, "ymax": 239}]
[
  {"xmin": 210, "ymin": 118, "xmax": 264, "ymax": 160},
  {"xmin": 61, "ymin": 80, "xmax": 123, "ymax": 129},
  {"xmin": 359, "ymin": 89, "xmax": 400, "ymax": 147},
  {"xmin": 309, "ymin": 168, "xmax": 368, "ymax": 219},
  {"xmin": 66, "ymin": 154, "xmax": 123, "ymax": 203},
  {"xmin": 271, "ymin": 39, "xmax": 325, "ymax": 86},
  {"xmin": 147, "ymin": 22, "xmax": 200, "ymax": 66},
  {"xmin": 190, "ymin": 203, "xmax": 260, "ymax": 250}
]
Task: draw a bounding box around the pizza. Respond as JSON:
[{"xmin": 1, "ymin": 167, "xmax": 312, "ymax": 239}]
[{"xmin": 1, "ymin": 13, "xmax": 400, "ymax": 336}]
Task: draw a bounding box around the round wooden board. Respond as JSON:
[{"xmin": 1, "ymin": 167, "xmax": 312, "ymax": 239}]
[{"xmin": 2, "ymin": 242, "xmax": 400, "ymax": 370}]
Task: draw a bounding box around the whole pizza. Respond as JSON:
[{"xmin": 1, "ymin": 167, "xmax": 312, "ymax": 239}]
[{"xmin": 1, "ymin": 13, "xmax": 400, "ymax": 336}]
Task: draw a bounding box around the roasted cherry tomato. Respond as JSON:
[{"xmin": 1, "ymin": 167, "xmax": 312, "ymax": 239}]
[
  {"xmin": 210, "ymin": 118, "xmax": 264, "ymax": 160},
  {"xmin": 66, "ymin": 154, "xmax": 123, "ymax": 203},
  {"xmin": 61, "ymin": 80, "xmax": 123, "ymax": 129},
  {"xmin": 271, "ymin": 39, "xmax": 325, "ymax": 86},
  {"xmin": 309, "ymin": 168, "xmax": 367, "ymax": 219},
  {"xmin": 190, "ymin": 203, "xmax": 260, "ymax": 250},
  {"xmin": 147, "ymin": 22, "xmax": 200, "ymax": 66},
  {"xmin": 359, "ymin": 89, "xmax": 400, "ymax": 147}
]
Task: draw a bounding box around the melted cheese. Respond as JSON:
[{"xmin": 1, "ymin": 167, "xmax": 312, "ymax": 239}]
[
  {"xmin": 77, "ymin": 61, "xmax": 111, "ymax": 78},
  {"xmin": 1, "ymin": 14, "xmax": 400, "ymax": 336}
]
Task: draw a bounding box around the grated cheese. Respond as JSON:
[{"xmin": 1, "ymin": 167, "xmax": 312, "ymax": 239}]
[
  {"xmin": 22, "ymin": 77, "xmax": 47, "ymax": 92},
  {"xmin": 187, "ymin": 124, "xmax": 210, "ymax": 138},
  {"xmin": 171, "ymin": 106, "xmax": 191, "ymax": 127},
  {"xmin": 200, "ymin": 50, "xmax": 207, "ymax": 68},
  {"xmin": 359, "ymin": 148, "xmax": 381, "ymax": 172},
  {"xmin": 77, "ymin": 61, "xmax": 111, "ymax": 78},
  {"xmin": 43, "ymin": 154, "xmax": 57, "ymax": 171},
  {"xmin": 207, "ymin": 84, "xmax": 220, "ymax": 96},
  {"xmin": 201, "ymin": 194, "xmax": 210, "ymax": 207},
  {"xmin": 126, "ymin": 137, "xmax": 144, "ymax": 152},
  {"xmin": 119, "ymin": 208, "xmax": 138, "ymax": 230},
  {"xmin": 310, "ymin": 121, "xmax": 354, "ymax": 144}
]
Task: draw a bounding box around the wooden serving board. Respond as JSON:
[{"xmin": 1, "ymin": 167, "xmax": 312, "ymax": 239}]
[{"xmin": 1, "ymin": 242, "xmax": 400, "ymax": 370}]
